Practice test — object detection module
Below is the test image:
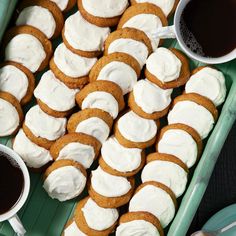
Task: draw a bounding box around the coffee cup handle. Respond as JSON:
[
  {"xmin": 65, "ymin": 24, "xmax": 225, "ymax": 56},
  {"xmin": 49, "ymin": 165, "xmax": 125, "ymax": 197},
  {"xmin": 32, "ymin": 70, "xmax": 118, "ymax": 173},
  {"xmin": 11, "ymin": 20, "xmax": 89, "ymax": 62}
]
[
  {"xmin": 8, "ymin": 214, "xmax": 26, "ymax": 236},
  {"xmin": 152, "ymin": 25, "xmax": 176, "ymax": 39}
]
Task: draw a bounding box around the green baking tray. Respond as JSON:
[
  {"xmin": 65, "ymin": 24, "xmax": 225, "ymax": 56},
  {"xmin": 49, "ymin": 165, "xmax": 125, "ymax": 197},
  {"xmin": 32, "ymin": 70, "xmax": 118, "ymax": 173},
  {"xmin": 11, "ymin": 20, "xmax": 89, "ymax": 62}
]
[{"xmin": 0, "ymin": 1, "xmax": 236, "ymax": 235}]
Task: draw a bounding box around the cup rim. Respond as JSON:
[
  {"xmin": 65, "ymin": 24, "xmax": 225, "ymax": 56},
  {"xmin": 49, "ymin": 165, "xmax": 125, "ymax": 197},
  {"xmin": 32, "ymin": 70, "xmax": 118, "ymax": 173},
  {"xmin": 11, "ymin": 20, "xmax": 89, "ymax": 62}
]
[{"xmin": 0, "ymin": 144, "xmax": 30, "ymax": 222}]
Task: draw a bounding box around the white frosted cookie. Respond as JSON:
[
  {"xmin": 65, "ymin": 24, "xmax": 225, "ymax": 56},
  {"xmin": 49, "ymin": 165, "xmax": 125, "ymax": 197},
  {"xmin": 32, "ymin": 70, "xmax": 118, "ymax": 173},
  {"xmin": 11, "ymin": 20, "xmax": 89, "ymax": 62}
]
[{"xmin": 63, "ymin": 220, "xmax": 86, "ymax": 236}]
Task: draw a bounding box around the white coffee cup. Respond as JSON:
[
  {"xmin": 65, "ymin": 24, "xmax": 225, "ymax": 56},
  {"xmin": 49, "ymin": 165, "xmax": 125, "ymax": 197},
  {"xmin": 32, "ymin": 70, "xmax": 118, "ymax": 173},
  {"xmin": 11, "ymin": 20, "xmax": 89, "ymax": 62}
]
[
  {"xmin": 0, "ymin": 144, "xmax": 30, "ymax": 236},
  {"xmin": 154, "ymin": 0, "xmax": 236, "ymax": 64}
]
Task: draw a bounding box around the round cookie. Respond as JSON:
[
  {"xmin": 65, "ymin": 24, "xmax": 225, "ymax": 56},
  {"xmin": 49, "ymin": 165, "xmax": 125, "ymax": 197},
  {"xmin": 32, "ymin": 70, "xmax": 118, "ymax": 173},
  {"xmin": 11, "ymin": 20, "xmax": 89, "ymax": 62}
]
[
  {"xmin": 141, "ymin": 152, "xmax": 188, "ymax": 197},
  {"xmin": 74, "ymin": 196, "xmax": 119, "ymax": 236},
  {"xmin": 50, "ymin": 0, "xmax": 76, "ymax": 12},
  {"xmin": 77, "ymin": 0, "xmax": 128, "ymax": 27},
  {"xmin": 168, "ymin": 93, "xmax": 218, "ymax": 139},
  {"xmin": 156, "ymin": 123, "xmax": 203, "ymax": 168},
  {"xmin": 76, "ymin": 81, "xmax": 125, "ymax": 119},
  {"xmin": 130, "ymin": 0, "xmax": 179, "ymax": 17},
  {"xmin": 104, "ymin": 28, "xmax": 152, "ymax": 69},
  {"xmin": 62, "ymin": 218, "xmax": 87, "ymax": 236},
  {"xmin": 13, "ymin": 129, "xmax": 53, "ymax": 169},
  {"xmin": 145, "ymin": 47, "xmax": 190, "ymax": 89},
  {"xmin": 43, "ymin": 159, "xmax": 87, "ymax": 201},
  {"xmin": 117, "ymin": 3, "xmax": 168, "ymax": 50},
  {"xmin": 88, "ymin": 166, "xmax": 135, "ymax": 208},
  {"xmin": 185, "ymin": 66, "xmax": 226, "ymax": 107},
  {"xmin": 62, "ymin": 11, "xmax": 110, "ymax": 58},
  {"xmin": 128, "ymin": 79, "xmax": 173, "ymax": 119},
  {"xmin": 114, "ymin": 110, "xmax": 159, "ymax": 148},
  {"xmin": 99, "ymin": 136, "xmax": 145, "ymax": 177},
  {"xmin": 67, "ymin": 108, "xmax": 113, "ymax": 143},
  {"xmin": 50, "ymin": 133, "xmax": 101, "ymax": 169},
  {"xmin": 0, "ymin": 61, "xmax": 35, "ymax": 105},
  {"xmin": 3, "ymin": 25, "xmax": 52, "ymax": 73},
  {"xmin": 89, "ymin": 52, "xmax": 140, "ymax": 95},
  {"xmin": 50, "ymin": 43, "xmax": 97, "ymax": 89},
  {"xmin": 0, "ymin": 91, "xmax": 23, "ymax": 137},
  {"xmin": 23, "ymin": 105, "xmax": 67, "ymax": 149},
  {"xmin": 16, "ymin": 0, "xmax": 64, "ymax": 39},
  {"xmin": 116, "ymin": 212, "xmax": 164, "ymax": 236},
  {"xmin": 34, "ymin": 70, "xmax": 79, "ymax": 118},
  {"xmin": 129, "ymin": 181, "xmax": 177, "ymax": 228}
]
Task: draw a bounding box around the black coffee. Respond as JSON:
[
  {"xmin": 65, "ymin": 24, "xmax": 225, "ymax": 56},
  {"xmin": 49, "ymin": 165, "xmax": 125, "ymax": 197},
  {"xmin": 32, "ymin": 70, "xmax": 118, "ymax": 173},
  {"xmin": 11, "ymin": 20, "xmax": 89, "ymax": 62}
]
[
  {"xmin": 0, "ymin": 152, "xmax": 24, "ymax": 214},
  {"xmin": 180, "ymin": 0, "xmax": 236, "ymax": 58}
]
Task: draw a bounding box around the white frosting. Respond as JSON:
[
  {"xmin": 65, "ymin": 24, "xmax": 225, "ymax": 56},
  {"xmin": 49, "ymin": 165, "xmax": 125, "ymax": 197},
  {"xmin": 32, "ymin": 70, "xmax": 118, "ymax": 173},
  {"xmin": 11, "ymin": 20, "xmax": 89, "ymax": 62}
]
[
  {"xmin": 64, "ymin": 221, "xmax": 86, "ymax": 236},
  {"xmin": 43, "ymin": 166, "xmax": 86, "ymax": 201},
  {"xmin": 101, "ymin": 136, "xmax": 142, "ymax": 172},
  {"xmin": 0, "ymin": 65, "xmax": 28, "ymax": 101},
  {"xmin": 91, "ymin": 166, "xmax": 132, "ymax": 197},
  {"xmin": 134, "ymin": 0, "xmax": 176, "ymax": 16},
  {"xmin": 13, "ymin": 129, "xmax": 52, "ymax": 168},
  {"xmin": 5, "ymin": 34, "xmax": 46, "ymax": 73},
  {"xmin": 50, "ymin": 0, "xmax": 69, "ymax": 11},
  {"xmin": 118, "ymin": 111, "xmax": 157, "ymax": 142},
  {"xmin": 54, "ymin": 43, "xmax": 97, "ymax": 78},
  {"xmin": 64, "ymin": 12, "xmax": 110, "ymax": 52},
  {"xmin": 146, "ymin": 47, "xmax": 182, "ymax": 83},
  {"xmin": 97, "ymin": 61, "xmax": 137, "ymax": 95},
  {"xmin": 129, "ymin": 185, "xmax": 175, "ymax": 228},
  {"xmin": 116, "ymin": 220, "xmax": 160, "ymax": 236},
  {"xmin": 82, "ymin": 198, "xmax": 119, "ymax": 231},
  {"xmin": 157, "ymin": 129, "xmax": 198, "ymax": 168},
  {"xmin": 185, "ymin": 67, "xmax": 226, "ymax": 106},
  {"xmin": 168, "ymin": 101, "xmax": 215, "ymax": 139},
  {"xmin": 0, "ymin": 98, "xmax": 19, "ymax": 136},
  {"xmin": 122, "ymin": 14, "xmax": 162, "ymax": 50},
  {"xmin": 16, "ymin": 6, "xmax": 56, "ymax": 38},
  {"xmin": 81, "ymin": 91, "xmax": 119, "ymax": 119},
  {"xmin": 34, "ymin": 70, "xmax": 78, "ymax": 112},
  {"xmin": 141, "ymin": 160, "xmax": 188, "ymax": 197},
  {"xmin": 82, "ymin": 0, "xmax": 128, "ymax": 17},
  {"xmin": 108, "ymin": 38, "xmax": 149, "ymax": 68},
  {"xmin": 24, "ymin": 105, "xmax": 66, "ymax": 141},
  {"xmin": 75, "ymin": 117, "xmax": 110, "ymax": 143},
  {"xmin": 133, "ymin": 79, "xmax": 172, "ymax": 113},
  {"xmin": 57, "ymin": 142, "xmax": 95, "ymax": 169}
]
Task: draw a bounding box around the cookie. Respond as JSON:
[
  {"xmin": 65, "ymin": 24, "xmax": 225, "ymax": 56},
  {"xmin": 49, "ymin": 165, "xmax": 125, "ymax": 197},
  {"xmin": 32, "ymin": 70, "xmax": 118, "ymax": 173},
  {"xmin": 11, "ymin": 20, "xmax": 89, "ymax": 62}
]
[
  {"xmin": 117, "ymin": 3, "xmax": 168, "ymax": 50},
  {"xmin": 168, "ymin": 93, "xmax": 218, "ymax": 139},
  {"xmin": 74, "ymin": 196, "xmax": 119, "ymax": 236},
  {"xmin": 145, "ymin": 47, "xmax": 190, "ymax": 89},
  {"xmin": 129, "ymin": 181, "xmax": 177, "ymax": 228},
  {"xmin": 0, "ymin": 91, "xmax": 23, "ymax": 137},
  {"xmin": 156, "ymin": 123, "xmax": 203, "ymax": 168},
  {"xmin": 62, "ymin": 218, "xmax": 87, "ymax": 236},
  {"xmin": 50, "ymin": 133, "xmax": 101, "ymax": 169},
  {"xmin": 50, "ymin": 43, "xmax": 97, "ymax": 89},
  {"xmin": 0, "ymin": 61, "xmax": 35, "ymax": 105},
  {"xmin": 99, "ymin": 136, "xmax": 146, "ymax": 177},
  {"xmin": 62, "ymin": 11, "xmax": 110, "ymax": 58},
  {"xmin": 67, "ymin": 108, "xmax": 113, "ymax": 143},
  {"xmin": 43, "ymin": 159, "xmax": 87, "ymax": 201},
  {"xmin": 116, "ymin": 211, "xmax": 164, "ymax": 236},
  {"xmin": 141, "ymin": 152, "xmax": 188, "ymax": 197},
  {"xmin": 34, "ymin": 70, "xmax": 78, "ymax": 118},
  {"xmin": 23, "ymin": 105, "xmax": 67, "ymax": 149},
  {"xmin": 50, "ymin": 0, "xmax": 76, "ymax": 12},
  {"xmin": 3, "ymin": 25, "xmax": 52, "ymax": 73},
  {"xmin": 104, "ymin": 28, "xmax": 152, "ymax": 69},
  {"xmin": 16, "ymin": 0, "xmax": 64, "ymax": 39},
  {"xmin": 88, "ymin": 166, "xmax": 135, "ymax": 208},
  {"xmin": 76, "ymin": 80, "xmax": 125, "ymax": 119},
  {"xmin": 185, "ymin": 66, "xmax": 226, "ymax": 106},
  {"xmin": 89, "ymin": 52, "xmax": 140, "ymax": 95},
  {"xmin": 114, "ymin": 110, "xmax": 159, "ymax": 148},
  {"xmin": 13, "ymin": 129, "xmax": 53, "ymax": 170},
  {"xmin": 128, "ymin": 79, "xmax": 173, "ymax": 119},
  {"xmin": 77, "ymin": 0, "xmax": 129, "ymax": 27}
]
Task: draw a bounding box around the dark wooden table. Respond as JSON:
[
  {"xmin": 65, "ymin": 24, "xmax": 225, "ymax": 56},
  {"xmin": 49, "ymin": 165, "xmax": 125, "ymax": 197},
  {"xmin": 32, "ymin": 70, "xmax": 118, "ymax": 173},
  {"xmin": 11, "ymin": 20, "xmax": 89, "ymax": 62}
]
[{"xmin": 188, "ymin": 122, "xmax": 236, "ymax": 234}]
